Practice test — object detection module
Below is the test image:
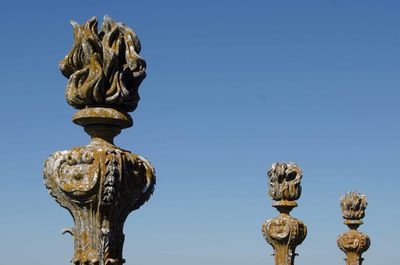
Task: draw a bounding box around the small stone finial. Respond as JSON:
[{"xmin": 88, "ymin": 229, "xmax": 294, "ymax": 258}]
[
  {"xmin": 340, "ymin": 191, "xmax": 367, "ymax": 226},
  {"xmin": 262, "ymin": 163, "xmax": 307, "ymax": 265},
  {"xmin": 337, "ymin": 192, "xmax": 370, "ymax": 265}
]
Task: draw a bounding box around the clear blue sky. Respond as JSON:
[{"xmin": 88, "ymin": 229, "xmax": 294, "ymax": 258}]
[{"xmin": 0, "ymin": 1, "xmax": 399, "ymax": 264}]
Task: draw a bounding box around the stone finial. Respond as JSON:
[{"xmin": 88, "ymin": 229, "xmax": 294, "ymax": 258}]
[
  {"xmin": 44, "ymin": 16, "xmax": 155, "ymax": 265},
  {"xmin": 340, "ymin": 191, "xmax": 367, "ymax": 226},
  {"xmin": 268, "ymin": 162, "xmax": 302, "ymax": 208},
  {"xmin": 337, "ymin": 192, "xmax": 370, "ymax": 265},
  {"xmin": 60, "ymin": 16, "xmax": 146, "ymax": 113},
  {"xmin": 268, "ymin": 163, "xmax": 302, "ymax": 201},
  {"xmin": 262, "ymin": 163, "xmax": 307, "ymax": 265}
]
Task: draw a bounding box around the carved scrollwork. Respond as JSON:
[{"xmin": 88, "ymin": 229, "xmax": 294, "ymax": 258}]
[
  {"xmin": 55, "ymin": 148, "xmax": 99, "ymax": 199},
  {"xmin": 263, "ymin": 215, "xmax": 307, "ymax": 247},
  {"xmin": 337, "ymin": 230, "xmax": 370, "ymax": 254},
  {"xmin": 44, "ymin": 144, "xmax": 155, "ymax": 265},
  {"xmin": 264, "ymin": 218, "xmax": 290, "ymax": 241}
]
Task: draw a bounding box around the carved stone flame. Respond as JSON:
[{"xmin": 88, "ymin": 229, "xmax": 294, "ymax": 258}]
[
  {"xmin": 340, "ymin": 191, "xmax": 367, "ymax": 224},
  {"xmin": 268, "ymin": 162, "xmax": 302, "ymax": 206},
  {"xmin": 60, "ymin": 16, "xmax": 146, "ymax": 112}
]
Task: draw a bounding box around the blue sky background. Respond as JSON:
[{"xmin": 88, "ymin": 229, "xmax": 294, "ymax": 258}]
[{"xmin": 0, "ymin": 1, "xmax": 399, "ymax": 264}]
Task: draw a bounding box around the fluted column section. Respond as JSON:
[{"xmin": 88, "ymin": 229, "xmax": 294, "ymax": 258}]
[
  {"xmin": 337, "ymin": 192, "xmax": 370, "ymax": 265},
  {"xmin": 262, "ymin": 163, "xmax": 307, "ymax": 265}
]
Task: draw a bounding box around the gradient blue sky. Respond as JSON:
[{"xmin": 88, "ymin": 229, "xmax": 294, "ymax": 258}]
[{"xmin": 0, "ymin": 1, "xmax": 399, "ymax": 264}]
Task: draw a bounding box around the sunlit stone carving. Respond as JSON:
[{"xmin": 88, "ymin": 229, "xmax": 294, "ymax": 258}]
[
  {"xmin": 262, "ymin": 163, "xmax": 307, "ymax": 265},
  {"xmin": 337, "ymin": 192, "xmax": 370, "ymax": 265},
  {"xmin": 268, "ymin": 162, "xmax": 302, "ymax": 205},
  {"xmin": 60, "ymin": 16, "xmax": 146, "ymax": 112},
  {"xmin": 44, "ymin": 16, "xmax": 155, "ymax": 265}
]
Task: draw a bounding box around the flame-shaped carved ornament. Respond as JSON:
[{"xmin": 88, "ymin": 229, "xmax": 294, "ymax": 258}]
[
  {"xmin": 268, "ymin": 162, "xmax": 302, "ymax": 205},
  {"xmin": 340, "ymin": 191, "xmax": 367, "ymax": 224},
  {"xmin": 60, "ymin": 16, "xmax": 146, "ymax": 112}
]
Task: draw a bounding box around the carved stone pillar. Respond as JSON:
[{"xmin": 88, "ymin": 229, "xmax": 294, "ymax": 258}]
[
  {"xmin": 337, "ymin": 192, "xmax": 370, "ymax": 265},
  {"xmin": 43, "ymin": 16, "xmax": 156, "ymax": 265},
  {"xmin": 262, "ymin": 163, "xmax": 307, "ymax": 265}
]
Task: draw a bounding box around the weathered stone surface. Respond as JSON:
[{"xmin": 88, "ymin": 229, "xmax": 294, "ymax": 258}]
[
  {"xmin": 262, "ymin": 214, "xmax": 307, "ymax": 265},
  {"xmin": 340, "ymin": 191, "xmax": 367, "ymax": 225},
  {"xmin": 73, "ymin": 107, "xmax": 133, "ymax": 130},
  {"xmin": 44, "ymin": 142, "xmax": 155, "ymax": 265},
  {"xmin": 268, "ymin": 162, "xmax": 302, "ymax": 207},
  {"xmin": 263, "ymin": 162, "xmax": 307, "ymax": 265},
  {"xmin": 44, "ymin": 16, "xmax": 154, "ymax": 265},
  {"xmin": 60, "ymin": 16, "xmax": 146, "ymax": 112},
  {"xmin": 337, "ymin": 192, "xmax": 370, "ymax": 265}
]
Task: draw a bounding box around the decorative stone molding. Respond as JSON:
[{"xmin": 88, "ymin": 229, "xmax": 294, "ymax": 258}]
[
  {"xmin": 337, "ymin": 192, "xmax": 370, "ymax": 265},
  {"xmin": 262, "ymin": 163, "xmax": 307, "ymax": 265},
  {"xmin": 44, "ymin": 16, "xmax": 155, "ymax": 265}
]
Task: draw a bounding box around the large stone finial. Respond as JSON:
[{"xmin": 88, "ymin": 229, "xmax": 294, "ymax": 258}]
[
  {"xmin": 44, "ymin": 16, "xmax": 155, "ymax": 265},
  {"xmin": 262, "ymin": 163, "xmax": 307, "ymax": 265},
  {"xmin": 337, "ymin": 192, "xmax": 370, "ymax": 265},
  {"xmin": 60, "ymin": 16, "xmax": 146, "ymax": 113},
  {"xmin": 268, "ymin": 162, "xmax": 302, "ymax": 207}
]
